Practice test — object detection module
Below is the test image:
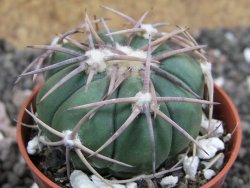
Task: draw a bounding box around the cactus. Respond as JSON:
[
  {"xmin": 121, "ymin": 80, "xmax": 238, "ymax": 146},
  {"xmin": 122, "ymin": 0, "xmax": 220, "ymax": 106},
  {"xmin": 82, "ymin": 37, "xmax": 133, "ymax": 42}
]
[{"xmin": 19, "ymin": 6, "xmax": 214, "ymax": 185}]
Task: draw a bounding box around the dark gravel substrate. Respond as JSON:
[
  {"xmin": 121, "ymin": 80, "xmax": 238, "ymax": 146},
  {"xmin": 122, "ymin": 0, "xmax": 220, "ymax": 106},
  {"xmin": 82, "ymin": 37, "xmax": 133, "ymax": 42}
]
[{"xmin": 0, "ymin": 27, "xmax": 249, "ymax": 188}]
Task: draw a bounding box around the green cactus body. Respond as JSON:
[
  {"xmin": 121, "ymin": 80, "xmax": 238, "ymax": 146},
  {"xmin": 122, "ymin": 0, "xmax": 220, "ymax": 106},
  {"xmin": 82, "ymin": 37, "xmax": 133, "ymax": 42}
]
[{"xmin": 35, "ymin": 33, "xmax": 205, "ymax": 178}]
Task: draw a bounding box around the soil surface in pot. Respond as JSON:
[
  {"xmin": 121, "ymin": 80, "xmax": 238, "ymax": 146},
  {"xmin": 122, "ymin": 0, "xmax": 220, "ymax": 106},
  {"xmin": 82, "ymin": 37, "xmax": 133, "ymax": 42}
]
[{"xmin": 0, "ymin": 27, "xmax": 250, "ymax": 188}]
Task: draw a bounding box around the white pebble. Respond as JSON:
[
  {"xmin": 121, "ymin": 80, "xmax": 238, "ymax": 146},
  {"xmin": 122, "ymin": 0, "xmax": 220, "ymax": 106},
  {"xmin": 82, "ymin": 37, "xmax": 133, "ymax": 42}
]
[
  {"xmin": 91, "ymin": 175, "xmax": 125, "ymax": 188},
  {"xmin": 0, "ymin": 101, "xmax": 11, "ymax": 127},
  {"xmin": 27, "ymin": 136, "xmax": 43, "ymax": 155},
  {"xmin": 200, "ymin": 114, "xmax": 224, "ymax": 137},
  {"xmin": 70, "ymin": 170, "xmax": 98, "ymax": 188},
  {"xmin": 183, "ymin": 156, "xmax": 199, "ymax": 180},
  {"xmin": 0, "ymin": 131, "xmax": 4, "ymax": 140},
  {"xmin": 197, "ymin": 137, "xmax": 225, "ymax": 159},
  {"xmin": 246, "ymin": 76, "xmax": 250, "ymax": 92},
  {"xmin": 113, "ymin": 184, "xmax": 125, "ymax": 188},
  {"xmin": 0, "ymin": 101, "xmax": 15, "ymax": 139},
  {"xmin": 212, "ymin": 49, "xmax": 221, "ymax": 58},
  {"xmin": 12, "ymin": 89, "xmax": 32, "ymax": 108},
  {"xmin": 224, "ymin": 32, "xmax": 236, "ymax": 44},
  {"xmin": 30, "ymin": 182, "xmax": 39, "ymax": 188},
  {"xmin": 203, "ymin": 169, "xmax": 216, "ymax": 180},
  {"xmin": 160, "ymin": 175, "xmax": 178, "ymax": 188},
  {"xmin": 18, "ymin": 155, "xmax": 26, "ymax": 164},
  {"xmin": 126, "ymin": 182, "xmax": 137, "ymax": 188},
  {"xmin": 243, "ymin": 48, "xmax": 250, "ymax": 63},
  {"xmin": 223, "ymin": 133, "xmax": 232, "ymax": 143},
  {"xmin": 0, "ymin": 101, "xmax": 8, "ymax": 118},
  {"xmin": 214, "ymin": 77, "xmax": 225, "ymax": 87}
]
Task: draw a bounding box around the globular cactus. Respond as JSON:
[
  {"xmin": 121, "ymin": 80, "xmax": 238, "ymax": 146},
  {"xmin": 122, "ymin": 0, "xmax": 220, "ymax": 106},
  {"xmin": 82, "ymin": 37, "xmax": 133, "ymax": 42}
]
[{"xmin": 19, "ymin": 6, "xmax": 214, "ymax": 185}]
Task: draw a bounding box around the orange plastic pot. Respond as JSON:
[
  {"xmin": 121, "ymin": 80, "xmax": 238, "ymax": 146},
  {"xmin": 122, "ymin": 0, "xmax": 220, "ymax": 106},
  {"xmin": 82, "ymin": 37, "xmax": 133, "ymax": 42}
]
[{"xmin": 17, "ymin": 85, "xmax": 241, "ymax": 188}]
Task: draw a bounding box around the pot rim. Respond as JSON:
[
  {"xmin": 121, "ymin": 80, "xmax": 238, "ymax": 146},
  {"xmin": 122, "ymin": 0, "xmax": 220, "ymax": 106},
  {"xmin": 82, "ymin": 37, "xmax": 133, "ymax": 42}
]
[{"xmin": 17, "ymin": 85, "xmax": 242, "ymax": 188}]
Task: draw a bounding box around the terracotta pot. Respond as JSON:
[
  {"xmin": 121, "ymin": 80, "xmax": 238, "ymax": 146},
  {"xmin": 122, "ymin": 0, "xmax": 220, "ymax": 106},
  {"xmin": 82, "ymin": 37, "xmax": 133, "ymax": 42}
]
[{"xmin": 17, "ymin": 85, "xmax": 241, "ymax": 188}]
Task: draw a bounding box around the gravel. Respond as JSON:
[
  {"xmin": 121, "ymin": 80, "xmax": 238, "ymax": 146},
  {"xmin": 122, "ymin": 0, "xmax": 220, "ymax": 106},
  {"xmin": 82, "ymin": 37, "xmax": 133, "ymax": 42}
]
[{"xmin": 0, "ymin": 27, "xmax": 250, "ymax": 188}]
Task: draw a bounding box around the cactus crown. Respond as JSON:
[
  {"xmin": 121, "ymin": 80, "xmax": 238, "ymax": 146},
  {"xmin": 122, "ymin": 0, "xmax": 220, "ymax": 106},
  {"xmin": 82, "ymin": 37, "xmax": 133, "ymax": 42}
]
[{"xmin": 19, "ymin": 6, "xmax": 214, "ymax": 186}]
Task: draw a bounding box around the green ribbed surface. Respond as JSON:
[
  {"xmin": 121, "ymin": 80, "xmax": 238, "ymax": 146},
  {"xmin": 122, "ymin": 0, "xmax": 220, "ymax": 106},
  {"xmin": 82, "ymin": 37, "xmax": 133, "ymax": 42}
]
[{"xmin": 36, "ymin": 35, "xmax": 205, "ymax": 177}]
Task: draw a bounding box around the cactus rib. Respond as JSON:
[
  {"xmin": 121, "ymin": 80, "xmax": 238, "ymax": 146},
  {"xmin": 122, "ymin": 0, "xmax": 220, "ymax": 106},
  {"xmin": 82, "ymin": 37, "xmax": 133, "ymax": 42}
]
[
  {"xmin": 89, "ymin": 108, "xmax": 141, "ymax": 157},
  {"xmin": 150, "ymin": 66, "xmax": 201, "ymax": 98}
]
